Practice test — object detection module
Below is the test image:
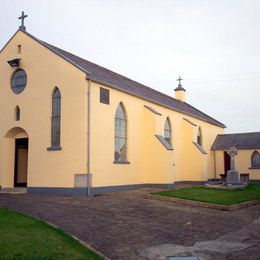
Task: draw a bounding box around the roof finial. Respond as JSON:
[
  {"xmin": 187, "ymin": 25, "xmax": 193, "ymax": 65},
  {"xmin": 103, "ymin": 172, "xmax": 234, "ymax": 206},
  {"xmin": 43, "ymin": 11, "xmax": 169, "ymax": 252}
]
[
  {"xmin": 174, "ymin": 76, "xmax": 186, "ymax": 91},
  {"xmin": 177, "ymin": 76, "xmax": 183, "ymax": 87},
  {"xmin": 174, "ymin": 76, "xmax": 186, "ymax": 101},
  {"xmin": 18, "ymin": 11, "xmax": 28, "ymax": 31}
]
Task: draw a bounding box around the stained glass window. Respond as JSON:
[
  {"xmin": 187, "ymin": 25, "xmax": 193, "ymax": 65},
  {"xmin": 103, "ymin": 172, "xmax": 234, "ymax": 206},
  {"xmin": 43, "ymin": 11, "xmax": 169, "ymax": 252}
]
[
  {"xmin": 252, "ymin": 151, "xmax": 260, "ymax": 168},
  {"xmin": 15, "ymin": 106, "xmax": 20, "ymax": 121},
  {"xmin": 114, "ymin": 103, "xmax": 127, "ymax": 162},
  {"xmin": 51, "ymin": 88, "xmax": 61, "ymax": 147},
  {"xmin": 164, "ymin": 117, "xmax": 171, "ymax": 145},
  {"xmin": 197, "ymin": 127, "xmax": 202, "ymax": 146}
]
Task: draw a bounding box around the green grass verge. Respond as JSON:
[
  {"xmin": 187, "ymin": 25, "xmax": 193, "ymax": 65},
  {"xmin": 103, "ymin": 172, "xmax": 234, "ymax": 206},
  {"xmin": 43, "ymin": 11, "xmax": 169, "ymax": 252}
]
[
  {"xmin": 153, "ymin": 184, "xmax": 260, "ymax": 205},
  {"xmin": 0, "ymin": 208, "xmax": 102, "ymax": 260}
]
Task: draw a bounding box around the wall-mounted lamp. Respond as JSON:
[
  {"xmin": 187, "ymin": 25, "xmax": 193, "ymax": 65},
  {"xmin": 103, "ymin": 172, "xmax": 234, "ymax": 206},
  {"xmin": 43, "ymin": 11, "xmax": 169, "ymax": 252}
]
[{"xmin": 7, "ymin": 58, "xmax": 21, "ymax": 67}]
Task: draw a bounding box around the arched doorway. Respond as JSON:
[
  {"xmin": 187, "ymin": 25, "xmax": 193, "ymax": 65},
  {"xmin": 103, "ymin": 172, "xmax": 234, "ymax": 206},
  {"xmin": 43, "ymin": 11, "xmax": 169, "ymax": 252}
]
[{"xmin": 2, "ymin": 127, "xmax": 29, "ymax": 188}]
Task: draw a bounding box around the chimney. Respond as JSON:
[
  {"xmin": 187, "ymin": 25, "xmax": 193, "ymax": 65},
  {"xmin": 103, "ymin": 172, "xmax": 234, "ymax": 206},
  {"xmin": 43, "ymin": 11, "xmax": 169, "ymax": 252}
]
[{"xmin": 174, "ymin": 76, "xmax": 186, "ymax": 102}]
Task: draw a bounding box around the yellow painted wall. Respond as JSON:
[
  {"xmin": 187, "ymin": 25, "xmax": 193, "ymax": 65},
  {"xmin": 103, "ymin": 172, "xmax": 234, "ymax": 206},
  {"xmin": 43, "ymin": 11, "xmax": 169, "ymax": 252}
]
[
  {"xmin": 0, "ymin": 30, "xmax": 225, "ymax": 190},
  {"xmin": 90, "ymin": 80, "xmax": 224, "ymax": 187},
  {"xmin": 214, "ymin": 149, "xmax": 260, "ymax": 180},
  {"xmin": 0, "ymin": 31, "xmax": 87, "ymax": 188}
]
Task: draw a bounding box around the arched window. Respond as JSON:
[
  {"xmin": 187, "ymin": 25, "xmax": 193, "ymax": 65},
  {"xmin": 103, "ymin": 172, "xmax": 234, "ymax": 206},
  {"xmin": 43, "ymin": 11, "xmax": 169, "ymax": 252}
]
[
  {"xmin": 114, "ymin": 103, "xmax": 127, "ymax": 162},
  {"xmin": 15, "ymin": 106, "xmax": 20, "ymax": 121},
  {"xmin": 164, "ymin": 117, "xmax": 171, "ymax": 145},
  {"xmin": 51, "ymin": 88, "xmax": 61, "ymax": 147},
  {"xmin": 251, "ymin": 150, "xmax": 260, "ymax": 168},
  {"xmin": 197, "ymin": 127, "xmax": 202, "ymax": 146}
]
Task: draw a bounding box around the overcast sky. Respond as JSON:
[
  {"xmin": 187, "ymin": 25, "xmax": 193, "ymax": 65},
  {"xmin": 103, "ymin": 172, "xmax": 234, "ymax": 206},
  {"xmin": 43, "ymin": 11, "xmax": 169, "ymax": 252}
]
[{"xmin": 1, "ymin": 0, "xmax": 259, "ymax": 133}]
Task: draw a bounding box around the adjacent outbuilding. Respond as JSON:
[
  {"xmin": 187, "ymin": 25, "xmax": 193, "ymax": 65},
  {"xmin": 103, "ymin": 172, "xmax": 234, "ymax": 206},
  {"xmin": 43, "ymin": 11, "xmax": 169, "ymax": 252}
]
[{"xmin": 211, "ymin": 132, "xmax": 260, "ymax": 181}]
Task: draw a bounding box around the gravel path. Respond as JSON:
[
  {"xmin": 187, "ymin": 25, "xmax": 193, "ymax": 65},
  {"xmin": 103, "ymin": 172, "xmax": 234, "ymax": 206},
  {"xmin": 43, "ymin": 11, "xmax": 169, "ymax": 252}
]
[{"xmin": 0, "ymin": 188, "xmax": 259, "ymax": 259}]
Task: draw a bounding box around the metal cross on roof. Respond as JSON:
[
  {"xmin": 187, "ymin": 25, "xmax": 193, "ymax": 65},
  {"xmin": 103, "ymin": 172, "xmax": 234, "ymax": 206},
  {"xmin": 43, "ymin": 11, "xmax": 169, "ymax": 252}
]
[
  {"xmin": 177, "ymin": 76, "xmax": 183, "ymax": 86},
  {"xmin": 18, "ymin": 11, "xmax": 28, "ymax": 31}
]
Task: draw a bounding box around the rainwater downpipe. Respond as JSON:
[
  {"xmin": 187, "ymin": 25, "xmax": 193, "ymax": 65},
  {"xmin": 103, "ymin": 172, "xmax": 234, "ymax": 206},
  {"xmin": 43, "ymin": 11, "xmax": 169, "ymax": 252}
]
[{"xmin": 86, "ymin": 74, "xmax": 92, "ymax": 196}]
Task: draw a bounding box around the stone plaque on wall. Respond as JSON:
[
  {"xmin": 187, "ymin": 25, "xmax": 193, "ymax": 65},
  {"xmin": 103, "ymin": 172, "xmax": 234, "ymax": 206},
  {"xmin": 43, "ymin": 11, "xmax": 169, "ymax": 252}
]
[{"xmin": 74, "ymin": 174, "xmax": 89, "ymax": 188}]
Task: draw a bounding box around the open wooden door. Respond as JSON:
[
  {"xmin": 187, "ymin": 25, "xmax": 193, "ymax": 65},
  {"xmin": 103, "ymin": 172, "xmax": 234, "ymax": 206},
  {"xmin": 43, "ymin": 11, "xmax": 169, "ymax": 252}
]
[
  {"xmin": 224, "ymin": 151, "xmax": 230, "ymax": 173},
  {"xmin": 14, "ymin": 138, "xmax": 28, "ymax": 187}
]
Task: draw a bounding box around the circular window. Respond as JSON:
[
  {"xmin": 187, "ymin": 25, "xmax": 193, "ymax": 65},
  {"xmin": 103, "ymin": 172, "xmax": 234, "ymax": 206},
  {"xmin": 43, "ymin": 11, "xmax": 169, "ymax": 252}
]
[{"xmin": 11, "ymin": 69, "xmax": 27, "ymax": 94}]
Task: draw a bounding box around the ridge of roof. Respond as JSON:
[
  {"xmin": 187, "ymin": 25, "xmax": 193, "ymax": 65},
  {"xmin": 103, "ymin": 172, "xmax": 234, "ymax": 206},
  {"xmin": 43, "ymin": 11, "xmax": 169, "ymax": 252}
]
[{"xmin": 15, "ymin": 30, "xmax": 225, "ymax": 128}]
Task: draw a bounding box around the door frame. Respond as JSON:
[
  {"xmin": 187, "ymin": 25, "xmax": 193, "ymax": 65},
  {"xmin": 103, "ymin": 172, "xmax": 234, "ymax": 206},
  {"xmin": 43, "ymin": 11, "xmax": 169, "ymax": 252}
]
[{"xmin": 14, "ymin": 138, "xmax": 28, "ymax": 187}]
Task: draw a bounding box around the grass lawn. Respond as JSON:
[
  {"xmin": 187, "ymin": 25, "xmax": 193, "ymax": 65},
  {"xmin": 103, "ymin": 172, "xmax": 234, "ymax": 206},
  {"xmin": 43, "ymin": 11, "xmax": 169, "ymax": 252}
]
[
  {"xmin": 153, "ymin": 184, "xmax": 260, "ymax": 206},
  {"xmin": 0, "ymin": 208, "xmax": 102, "ymax": 260}
]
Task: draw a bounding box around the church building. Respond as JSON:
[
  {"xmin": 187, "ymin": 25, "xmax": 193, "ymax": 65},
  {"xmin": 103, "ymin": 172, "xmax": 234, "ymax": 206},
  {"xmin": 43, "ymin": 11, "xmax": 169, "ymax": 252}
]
[{"xmin": 0, "ymin": 17, "xmax": 259, "ymax": 195}]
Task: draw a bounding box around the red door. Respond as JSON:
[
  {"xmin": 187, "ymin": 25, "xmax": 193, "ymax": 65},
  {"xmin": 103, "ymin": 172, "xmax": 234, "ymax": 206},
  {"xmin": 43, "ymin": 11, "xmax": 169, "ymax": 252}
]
[{"xmin": 224, "ymin": 151, "xmax": 230, "ymax": 173}]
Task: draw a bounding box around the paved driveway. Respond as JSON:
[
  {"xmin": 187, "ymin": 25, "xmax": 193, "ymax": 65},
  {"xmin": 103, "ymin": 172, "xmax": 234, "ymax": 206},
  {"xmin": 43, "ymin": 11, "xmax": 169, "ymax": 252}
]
[{"xmin": 0, "ymin": 189, "xmax": 260, "ymax": 259}]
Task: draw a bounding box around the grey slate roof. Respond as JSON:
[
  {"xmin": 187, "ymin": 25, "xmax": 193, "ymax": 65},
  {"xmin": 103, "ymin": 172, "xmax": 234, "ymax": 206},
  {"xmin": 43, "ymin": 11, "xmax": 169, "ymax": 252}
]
[
  {"xmin": 211, "ymin": 132, "xmax": 260, "ymax": 150},
  {"xmin": 22, "ymin": 30, "xmax": 225, "ymax": 128}
]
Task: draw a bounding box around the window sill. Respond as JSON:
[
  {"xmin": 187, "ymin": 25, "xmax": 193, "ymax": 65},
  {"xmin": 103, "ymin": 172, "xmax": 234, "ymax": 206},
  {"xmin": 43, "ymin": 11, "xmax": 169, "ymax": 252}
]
[
  {"xmin": 249, "ymin": 166, "xmax": 260, "ymax": 169},
  {"xmin": 193, "ymin": 142, "xmax": 207, "ymax": 154},
  {"xmin": 113, "ymin": 161, "xmax": 130, "ymax": 164},
  {"xmin": 155, "ymin": 135, "xmax": 173, "ymax": 150},
  {"xmin": 47, "ymin": 146, "xmax": 62, "ymax": 151}
]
